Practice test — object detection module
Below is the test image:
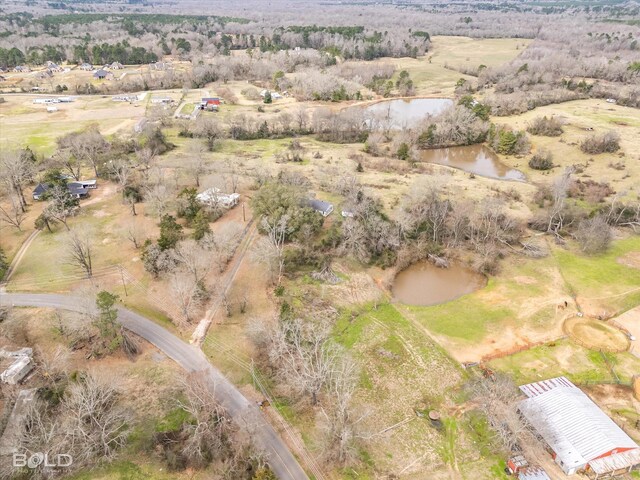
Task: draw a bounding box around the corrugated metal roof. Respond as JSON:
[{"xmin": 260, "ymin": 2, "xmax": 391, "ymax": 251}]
[
  {"xmin": 518, "ymin": 467, "xmax": 551, "ymax": 480},
  {"xmin": 519, "ymin": 376, "xmax": 574, "ymax": 398},
  {"xmin": 589, "ymin": 449, "xmax": 640, "ymax": 474},
  {"xmin": 519, "ymin": 377, "xmax": 639, "ymax": 472}
]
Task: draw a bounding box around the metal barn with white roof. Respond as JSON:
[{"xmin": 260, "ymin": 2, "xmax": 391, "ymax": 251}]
[{"xmin": 519, "ymin": 376, "xmax": 640, "ymax": 478}]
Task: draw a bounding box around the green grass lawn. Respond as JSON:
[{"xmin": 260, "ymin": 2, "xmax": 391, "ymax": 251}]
[
  {"xmin": 179, "ymin": 102, "xmax": 195, "ymax": 115},
  {"xmin": 488, "ymin": 338, "xmax": 640, "ymax": 385},
  {"xmin": 554, "ymin": 236, "xmax": 640, "ymax": 296},
  {"xmin": 398, "ymin": 280, "xmax": 513, "ymax": 343}
]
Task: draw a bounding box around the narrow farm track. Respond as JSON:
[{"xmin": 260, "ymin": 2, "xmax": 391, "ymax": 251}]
[
  {"xmin": 0, "ymin": 292, "xmax": 310, "ymax": 480},
  {"xmin": 190, "ymin": 218, "xmax": 258, "ymax": 345},
  {"xmin": 1, "ymin": 229, "xmax": 40, "ymax": 284}
]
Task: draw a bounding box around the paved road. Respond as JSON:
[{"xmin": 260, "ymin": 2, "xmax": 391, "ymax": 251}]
[{"xmin": 0, "ymin": 292, "xmax": 309, "ymax": 480}]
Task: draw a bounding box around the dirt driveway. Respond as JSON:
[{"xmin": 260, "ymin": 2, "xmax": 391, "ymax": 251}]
[{"xmin": 612, "ymin": 306, "xmax": 640, "ymax": 358}]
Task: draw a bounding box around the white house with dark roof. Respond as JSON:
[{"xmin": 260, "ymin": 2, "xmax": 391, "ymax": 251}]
[{"xmin": 518, "ymin": 377, "xmax": 640, "ymax": 477}]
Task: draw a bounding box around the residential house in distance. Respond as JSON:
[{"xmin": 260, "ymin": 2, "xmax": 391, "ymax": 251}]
[
  {"xmin": 93, "ymin": 69, "xmax": 111, "ymax": 80},
  {"xmin": 519, "ymin": 377, "xmax": 640, "ymax": 478},
  {"xmin": 13, "ymin": 65, "xmax": 30, "ymax": 73},
  {"xmin": 196, "ymin": 187, "xmax": 240, "ymax": 208},
  {"xmin": 32, "ymin": 180, "xmax": 94, "ymax": 200},
  {"xmin": 33, "ymin": 98, "xmax": 60, "ymax": 104},
  {"xmin": 79, "ymin": 62, "xmax": 93, "ymax": 71},
  {"xmin": 200, "ymin": 97, "xmax": 221, "ymax": 110},
  {"xmin": 108, "ymin": 61, "xmax": 124, "ymax": 70},
  {"xmin": 151, "ymin": 96, "xmax": 173, "ymax": 105},
  {"xmin": 309, "ymin": 199, "xmax": 334, "ymax": 217},
  {"xmin": 260, "ymin": 89, "xmax": 282, "ymax": 100},
  {"xmin": 46, "ymin": 61, "xmax": 64, "ymax": 72},
  {"xmin": 151, "ymin": 61, "xmax": 171, "ymax": 70}
]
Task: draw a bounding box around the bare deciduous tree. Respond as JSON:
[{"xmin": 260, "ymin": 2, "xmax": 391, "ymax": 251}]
[
  {"xmin": 62, "ymin": 371, "xmax": 129, "ymax": 462},
  {"xmin": 321, "ymin": 352, "xmax": 366, "ymax": 466},
  {"xmin": 546, "ymin": 167, "xmax": 574, "ymax": 236},
  {"xmin": 184, "ymin": 142, "xmax": 207, "ymax": 187},
  {"xmin": 0, "ymin": 193, "xmax": 26, "ymax": 230},
  {"xmin": 575, "ymin": 215, "xmax": 611, "ymax": 254},
  {"xmin": 171, "ymin": 239, "xmax": 213, "ymax": 283},
  {"xmin": 170, "ymin": 272, "xmax": 203, "ymax": 324},
  {"xmin": 254, "ymin": 215, "xmax": 290, "ymax": 285},
  {"xmin": 63, "ymin": 228, "xmax": 93, "ymax": 277},
  {"xmin": 123, "ymin": 219, "xmax": 146, "ymax": 249},
  {"xmin": 107, "ymin": 158, "xmax": 132, "ymax": 195},
  {"xmin": 469, "ymin": 374, "xmax": 543, "ymax": 459},
  {"xmin": 0, "ymin": 150, "xmax": 33, "ymax": 212},
  {"xmin": 144, "ymin": 183, "xmax": 173, "ymax": 217},
  {"xmin": 44, "ymin": 184, "xmax": 78, "ymax": 231},
  {"xmin": 65, "ymin": 127, "xmax": 110, "ymax": 178},
  {"xmin": 195, "ymin": 116, "xmax": 222, "ymax": 151},
  {"xmin": 177, "ymin": 372, "xmax": 234, "ymax": 467}
]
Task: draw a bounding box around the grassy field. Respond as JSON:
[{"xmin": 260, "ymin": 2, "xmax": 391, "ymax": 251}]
[
  {"xmin": 384, "ymin": 36, "xmax": 530, "ymax": 96},
  {"xmin": 326, "ymin": 300, "xmax": 518, "ymax": 479},
  {"xmin": 394, "ymin": 235, "xmax": 639, "ymax": 363},
  {"xmin": 489, "ymin": 338, "xmax": 640, "ymax": 385},
  {"xmin": 0, "ymin": 94, "xmax": 146, "ymax": 155},
  {"xmin": 554, "ymin": 235, "xmax": 640, "ymax": 314},
  {"xmin": 498, "ymin": 99, "xmax": 640, "ymax": 194}
]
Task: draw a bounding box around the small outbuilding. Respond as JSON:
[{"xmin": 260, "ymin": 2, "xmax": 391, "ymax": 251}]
[{"xmin": 0, "ymin": 348, "xmax": 34, "ymax": 385}]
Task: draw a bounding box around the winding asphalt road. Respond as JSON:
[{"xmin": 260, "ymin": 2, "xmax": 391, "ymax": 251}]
[{"xmin": 0, "ymin": 292, "xmax": 309, "ymax": 480}]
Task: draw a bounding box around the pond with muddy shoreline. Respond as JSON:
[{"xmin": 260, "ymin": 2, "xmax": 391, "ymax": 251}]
[{"xmin": 392, "ymin": 261, "xmax": 487, "ymax": 306}]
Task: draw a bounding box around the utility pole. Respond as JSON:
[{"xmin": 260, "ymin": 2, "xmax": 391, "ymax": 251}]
[{"xmin": 242, "ymin": 202, "xmax": 246, "ymax": 222}]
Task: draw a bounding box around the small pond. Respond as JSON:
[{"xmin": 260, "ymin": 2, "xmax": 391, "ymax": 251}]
[
  {"xmin": 364, "ymin": 98, "xmax": 453, "ymax": 129},
  {"xmin": 392, "ymin": 261, "xmax": 486, "ymax": 306},
  {"xmin": 421, "ymin": 144, "xmax": 526, "ymax": 181}
]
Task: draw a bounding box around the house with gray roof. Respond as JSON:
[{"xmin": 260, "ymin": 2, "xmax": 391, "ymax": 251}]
[{"xmin": 309, "ymin": 199, "xmax": 334, "ymax": 217}]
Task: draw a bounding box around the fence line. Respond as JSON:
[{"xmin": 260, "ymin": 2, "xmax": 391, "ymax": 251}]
[{"xmin": 480, "ymin": 336, "xmax": 569, "ymax": 363}]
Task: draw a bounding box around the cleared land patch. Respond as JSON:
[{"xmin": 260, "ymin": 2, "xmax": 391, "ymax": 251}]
[{"xmin": 384, "ymin": 36, "xmax": 530, "ymax": 96}]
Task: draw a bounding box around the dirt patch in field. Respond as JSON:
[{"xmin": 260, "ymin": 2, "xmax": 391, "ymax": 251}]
[
  {"xmin": 584, "ymin": 384, "xmax": 640, "ymax": 440},
  {"xmin": 92, "ymin": 209, "xmax": 109, "ymax": 218},
  {"xmin": 618, "ymin": 251, "xmax": 640, "ymax": 269},
  {"xmin": 513, "ymin": 276, "xmax": 537, "ymax": 285},
  {"xmin": 564, "ymin": 316, "xmax": 630, "ymax": 352}
]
